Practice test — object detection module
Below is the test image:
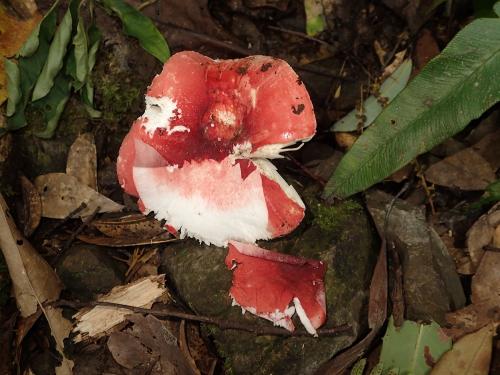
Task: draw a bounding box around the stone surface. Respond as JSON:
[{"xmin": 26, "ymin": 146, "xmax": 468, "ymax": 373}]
[
  {"xmin": 56, "ymin": 243, "xmax": 125, "ymax": 300},
  {"xmin": 366, "ymin": 190, "xmax": 466, "ymax": 325},
  {"xmin": 161, "ymin": 195, "xmax": 378, "ymax": 374}
]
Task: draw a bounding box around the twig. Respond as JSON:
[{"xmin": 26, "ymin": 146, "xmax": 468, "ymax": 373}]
[
  {"xmin": 51, "ymin": 300, "xmax": 352, "ymax": 337},
  {"xmin": 266, "ymin": 25, "xmax": 334, "ymax": 47},
  {"xmin": 286, "ymin": 155, "xmax": 326, "ymax": 187},
  {"xmin": 136, "ymin": 0, "xmax": 158, "ymax": 11},
  {"xmin": 62, "ymin": 206, "xmax": 101, "ymax": 251},
  {"xmin": 45, "ymin": 202, "xmax": 87, "ymax": 237}
]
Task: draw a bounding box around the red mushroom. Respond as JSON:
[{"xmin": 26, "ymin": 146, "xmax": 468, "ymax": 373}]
[
  {"xmin": 117, "ymin": 51, "xmax": 316, "ymax": 246},
  {"xmin": 226, "ymin": 241, "xmax": 327, "ymax": 335}
]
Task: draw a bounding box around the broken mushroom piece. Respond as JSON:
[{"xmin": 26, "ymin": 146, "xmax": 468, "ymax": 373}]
[
  {"xmin": 117, "ymin": 51, "xmax": 316, "ymax": 246},
  {"xmin": 226, "ymin": 241, "xmax": 327, "ymax": 335}
]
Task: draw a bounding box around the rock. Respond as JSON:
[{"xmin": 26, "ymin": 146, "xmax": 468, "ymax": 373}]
[
  {"xmin": 56, "ymin": 243, "xmax": 125, "ymax": 300},
  {"xmin": 161, "ymin": 197, "xmax": 378, "ymax": 374},
  {"xmin": 365, "ymin": 190, "xmax": 466, "ymax": 325}
]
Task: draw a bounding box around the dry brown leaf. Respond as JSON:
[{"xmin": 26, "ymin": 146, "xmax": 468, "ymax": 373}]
[
  {"xmin": 108, "ymin": 314, "xmax": 198, "ymax": 375},
  {"xmin": 446, "ymin": 251, "xmax": 500, "ymax": 339},
  {"xmin": 425, "ymin": 148, "xmax": 496, "ymax": 191},
  {"xmin": 414, "ymin": 29, "xmax": 440, "ymax": 72},
  {"xmin": 91, "ymin": 213, "xmax": 166, "ymax": 238},
  {"xmin": 8, "ymin": 0, "xmax": 37, "ymax": 18},
  {"xmin": 66, "ymin": 133, "xmax": 97, "ymax": 190},
  {"xmin": 20, "ymin": 175, "xmax": 41, "ymax": 236},
  {"xmin": 431, "ymin": 324, "xmax": 497, "ymax": 375},
  {"xmin": 73, "ymin": 275, "xmax": 167, "ymax": 342},
  {"xmin": 34, "ymin": 173, "xmax": 123, "ymax": 219},
  {"xmin": 461, "ymin": 202, "xmax": 500, "ymax": 273},
  {"xmin": 472, "ymin": 129, "xmax": 500, "ymax": 172},
  {"xmin": 493, "ymin": 225, "xmax": 500, "ymax": 248},
  {"xmin": 0, "ymin": 194, "xmax": 73, "ymax": 374},
  {"xmin": 77, "ymin": 233, "xmax": 175, "ymax": 247}
]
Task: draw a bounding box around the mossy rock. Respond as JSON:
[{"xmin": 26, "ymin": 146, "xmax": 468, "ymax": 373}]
[{"xmin": 161, "ymin": 198, "xmax": 378, "ymax": 374}]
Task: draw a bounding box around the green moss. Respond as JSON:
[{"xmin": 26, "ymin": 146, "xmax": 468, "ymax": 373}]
[
  {"xmin": 311, "ymin": 199, "xmax": 363, "ymax": 232},
  {"xmin": 97, "ymin": 74, "xmax": 141, "ymax": 123}
]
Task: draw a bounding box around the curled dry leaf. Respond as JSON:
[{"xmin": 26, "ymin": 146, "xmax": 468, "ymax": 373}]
[
  {"xmin": 73, "ymin": 275, "xmax": 167, "ymax": 342},
  {"xmin": 424, "ymin": 148, "xmax": 496, "ymax": 191},
  {"xmin": 446, "ymin": 251, "xmax": 500, "ymax": 339},
  {"xmin": 20, "ymin": 175, "xmax": 41, "ymax": 236},
  {"xmin": 34, "ymin": 173, "xmax": 123, "ymax": 219},
  {"xmin": 0, "ymin": 194, "xmax": 73, "ymax": 374},
  {"xmin": 91, "ymin": 213, "xmax": 166, "ymax": 238},
  {"xmin": 461, "ymin": 202, "xmax": 500, "ymax": 274},
  {"xmin": 66, "ymin": 133, "xmax": 97, "ymax": 190},
  {"xmin": 431, "ymin": 324, "xmax": 497, "ymax": 375}
]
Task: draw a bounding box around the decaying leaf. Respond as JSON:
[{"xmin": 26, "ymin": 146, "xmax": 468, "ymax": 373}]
[
  {"xmin": 0, "ymin": 194, "xmax": 73, "ymax": 374},
  {"xmin": 91, "ymin": 213, "xmax": 166, "ymax": 238},
  {"xmin": 472, "ymin": 128, "xmax": 500, "ymax": 172},
  {"xmin": 446, "ymin": 251, "xmax": 500, "ymax": 339},
  {"xmin": 66, "ymin": 132, "xmax": 97, "ymax": 190},
  {"xmin": 34, "ymin": 173, "xmax": 123, "ymax": 219},
  {"xmin": 431, "ymin": 324, "xmax": 497, "ymax": 375},
  {"xmin": 20, "ymin": 175, "xmax": 41, "ymax": 236},
  {"xmin": 7, "ymin": 0, "xmax": 37, "ymax": 18},
  {"xmin": 380, "ymin": 317, "xmax": 452, "ymax": 375},
  {"xmin": 461, "ymin": 202, "xmax": 500, "ymax": 273},
  {"xmin": 107, "ymin": 314, "xmax": 198, "ymax": 374},
  {"xmin": 425, "ymin": 148, "xmax": 496, "ymax": 191},
  {"xmin": 73, "ymin": 275, "xmax": 167, "ymax": 342}
]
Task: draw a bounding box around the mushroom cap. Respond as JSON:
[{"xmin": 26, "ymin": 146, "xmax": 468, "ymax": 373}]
[
  {"xmin": 117, "ymin": 51, "xmax": 316, "ymax": 246},
  {"xmin": 226, "ymin": 241, "xmax": 327, "ymax": 335}
]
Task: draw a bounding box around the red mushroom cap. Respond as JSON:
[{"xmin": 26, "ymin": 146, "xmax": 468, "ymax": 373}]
[
  {"xmin": 117, "ymin": 51, "xmax": 316, "ymax": 246},
  {"xmin": 226, "ymin": 241, "xmax": 327, "ymax": 335}
]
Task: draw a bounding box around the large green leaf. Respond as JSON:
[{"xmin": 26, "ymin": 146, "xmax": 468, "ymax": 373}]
[
  {"xmin": 323, "ymin": 18, "xmax": 500, "ymax": 199},
  {"xmin": 32, "ymin": 73, "xmax": 72, "ymax": 138},
  {"xmin": 6, "ymin": 9, "xmax": 59, "ymax": 130},
  {"xmin": 17, "ymin": 0, "xmax": 59, "ymax": 57},
  {"xmin": 101, "ymin": 0, "xmax": 170, "ymax": 62},
  {"xmin": 73, "ymin": 13, "xmax": 89, "ymax": 83},
  {"xmin": 5, "ymin": 59, "xmax": 20, "ymax": 116},
  {"xmin": 31, "ymin": 5, "xmax": 73, "ymax": 101},
  {"xmin": 379, "ymin": 317, "xmax": 451, "ymax": 375}
]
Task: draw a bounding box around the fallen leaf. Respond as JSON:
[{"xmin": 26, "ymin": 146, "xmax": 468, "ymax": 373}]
[
  {"xmin": 472, "ymin": 128, "xmax": 500, "ymax": 172},
  {"xmin": 431, "ymin": 324, "xmax": 497, "ymax": 375},
  {"xmin": 446, "ymin": 251, "xmax": 500, "ymax": 339},
  {"xmin": 414, "ymin": 29, "xmax": 440, "ymax": 72},
  {"xmin": 462, "ymin": 202, "xmax": 500, "ymax": 273},
  {"xmin": 66, "ymin": 133, "xmax": 97, "ymax": 190},
  {"xmin": 7, "ymin": 0, "xmax": 37, "ymax": 18},
  {"xmin": 73, "ymin": 275, "xmax": 167, "ymax": 342},
  {"xmin": 34, "ymin": 173, "xmax": 123, "ymax": 219},
  {"xmin": 0, "ymin": 194, "xmax": 73, "ymax": 374},
  {"xmin": 108, "ymin": 314, "xmax": 198, "ymax": 374},
  {"xmin": 91, "ymin": 213, "xmax": 166, "ymax": 238},
  {"xmin": 380, "ymin": 317, "xmax": 452, "ymax": 375},
  {"xmin": 494, "ymin": 225, "xmax": 500, "ymax": 247},
  {"xmin": 20, "ymin": 175, "xmax": 41, "ymax": 236},
  {"xmin": 425, "ymin": 148, "xmax": 496, "ymax": 191}
]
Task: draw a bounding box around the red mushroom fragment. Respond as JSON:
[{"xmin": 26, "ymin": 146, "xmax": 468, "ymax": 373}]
[
  {"xmin": 117, "ymin": 51, "xmax": 316, "ymax": 246},
  {"xmin": 226, "ymin": 241, "xmax": 327, "ymax": 335}
]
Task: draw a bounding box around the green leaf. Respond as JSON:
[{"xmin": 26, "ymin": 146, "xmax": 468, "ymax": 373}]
[
  {"xmin": 332, "ymin": 60, "xmax": 412, "ymax": 132},
  {"xmin": 31, "ymin": 5, "xmax": 73, "ymax": 101},
  {"xmin": 73, "ymin": 13, "xmax": 89, "ymax": 83},
  {"xmin": 87, "ymin": 25, "xmax": 101, "ymax": 74},
  {"xmin": 350, "ymin": 358, "xmax": 366, "ymax": 375},
  {"xmin": 494, "ymin": 1, "xmax": 500, "ymax": 16},
  {"xmin": 380, "ymin": 317, "xmax": 451, "ymax": 375},
  {"xmin": 6, "ymin": 13, "xmax": 58, "ymax": 130},
  {"xmin": 101, "ymin": 0, "xmax": 170, "ymax": 62},
  {"xmin": 323, "ymin": 18, "xmax": 500, "ymax": 199},
  {"xmin": 5, "ymin": 59, "xmax": 20, "ymax": 116},
  {"xmin": 32, "ymin": 74, "xmax": 71, "ymax": 138},
  {"xmin": 18, "ymin": 0, "xmax": 59, "ymax": 57}
]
